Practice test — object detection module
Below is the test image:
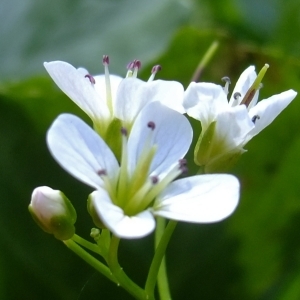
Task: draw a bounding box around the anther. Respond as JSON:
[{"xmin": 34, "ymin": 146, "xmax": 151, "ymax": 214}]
[
  {"xmin": 221, "ymin": 76, "xmax": 231, "ymax": 96},
  {"xmin": 97, "ymin": 169, "xmax": 107, "ymax": 176},
  {"xmin": 121, "ymin": 127, "xmax": 128, "ymax": 136},
  {"xmin": 147, "ymin": 121, "xmax": 156, "ymax": 130},
  {"xmin": 133, "ymin": 60, "xmax": 141, "ymax": 70},
  {"xmin": 151, "ymin": 176, "xmax": 159, "ymax": 184},
  {"xmin": 221, "ymin": 76, "xmax": 231, "ymax": 84},
  {"xmin": 179, "ymin": 159, "xmax": 187, "ymax": 167},
  {"xmin": 179, "ymin": 165, "xmax": 188, "ymax": 174},
  {"xmin": 251, "ymin": 115, "xmax": 260, "ymax": 123},
  {"xmin": 148, "ymin": 65, "xmax": 162, "ymax": 82},
  {"xmin": 85, "ymin": 74, "xmax": 96, "ymax": 84},
  {"xmin": 102, "ymin": 55, "xmax": 109, "ymax": 65},
  {"xmin": 233, "ymin": 92, "xmax": 241, "ymax": 100}
]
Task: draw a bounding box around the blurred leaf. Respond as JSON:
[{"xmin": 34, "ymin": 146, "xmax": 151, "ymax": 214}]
[{"xmin": 0, "ymin": 0, "xmax": 190, "ymax": 80}]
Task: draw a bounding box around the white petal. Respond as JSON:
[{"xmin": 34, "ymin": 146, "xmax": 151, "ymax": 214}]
[
  {"xmin": 91, "ymin": 190, "xmax": 156, "ymax": 239},
  {"xmin": 127, "ymin": 102, "xmax": 192, "ymax": 178},
  {"xmin": 153, "ymin": 174, "xmax": 240, "ymax": 223},
  {"xmin": 246, "ymin": 89, "xmax": 297, "ymax": 142},
  {"xmin": 114, "ymin": 78, "xmax": 185, "ymax": 124},
  {"xmin": 93, "ymin": 74, "xmax": 123, "ymax": 109},
  {"xmin": 44, "ymin": 61, "xmax": 111, "ymax": 122},
  {"xmin": 47, "ymin": 114, "xmax": 119, "ymax": 189},
  {"xmin": 212, "ymin": 105, "xmax": 254, "ymax": 151},
  {"xmin": 229, "ymin": 66, "xmax": 257, "ymax": 106},
  {"xmin": 183, "ymin": 82, "xmax": 228, "ymax": 130}
]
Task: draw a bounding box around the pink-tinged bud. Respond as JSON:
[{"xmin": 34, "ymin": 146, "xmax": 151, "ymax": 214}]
[{"xmin": 29, "ymin": 186, "xmax": 77, "ymax": 240}]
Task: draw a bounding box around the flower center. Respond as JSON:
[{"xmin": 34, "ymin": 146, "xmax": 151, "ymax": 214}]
[{"xmin": 99, "ymin": 121, "xmax": 187, "ymax": 216}]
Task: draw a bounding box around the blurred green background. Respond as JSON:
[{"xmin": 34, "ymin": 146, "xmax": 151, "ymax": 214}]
[{"xmin": 1, "ymin": 0, "xmax": 300, "ymax": 299}]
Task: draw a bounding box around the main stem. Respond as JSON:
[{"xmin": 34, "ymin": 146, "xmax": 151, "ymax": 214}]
[
  {"xmin": 145, "ymin": 218, "xmax": 177, "ymax": 299},
  {"xmin": 108, "ymin": 235, "xmax": 150, "ymax": 300}
]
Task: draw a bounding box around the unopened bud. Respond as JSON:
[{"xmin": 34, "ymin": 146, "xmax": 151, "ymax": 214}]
[{"xmin": 29, "ymin": 186, "xmax": 77, "ymax": 240}]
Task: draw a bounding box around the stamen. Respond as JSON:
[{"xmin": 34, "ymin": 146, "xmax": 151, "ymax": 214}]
[
  {"xmin": 179, "ymin": 159, "xmax": 187, "ymax": 167},
  {"xmin": 102, "ymin": 55, "xmax": 113, "ymax": 114},
  {"xmin": 132, "ymin": 59, "xmax": 141, "ymax": 78},
  {"xmin": 148, "ymin": 65, "xmax": 162, "ymax": 82},
  {"xmin": 126, "ymin": 61, "xmax": 134, "ymax": 77},
  {"xmin": 147, "ymin": 121, "xmax": 156, "ymax": 130},
  {"xmin": 251, "ymin": 115, "xmax": 260, "ymax": 123},
  {"xmin": 221, "ymin": 76, "xmax": 231, "ymax": 96},
  {"xmin": 240, "ymin": 64, "xmax": 269, "ymax": 107},
  {"xmin": 232, "ymin": 92, "xmax": 241, "ymax": 106},
  {"xmin": 85, "ymin": 74, "xmax": 96, "ymax": 84}
]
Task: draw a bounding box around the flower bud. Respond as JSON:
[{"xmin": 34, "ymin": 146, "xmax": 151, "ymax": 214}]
[{"xmin": 29, "ymin": 186, "xmax": 77, "ymax": 240}]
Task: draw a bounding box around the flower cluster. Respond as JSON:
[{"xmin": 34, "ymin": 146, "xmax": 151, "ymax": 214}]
[{"xmin": 29, "ymin": 57, "xmax": 296, "ymax": 240}]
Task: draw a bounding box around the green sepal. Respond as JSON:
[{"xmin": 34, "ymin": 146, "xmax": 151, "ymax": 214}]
[
  {"xmin": 104, "ymin": 118, "xmax": 123, "ymax": 162},
  {"xmin": 194, "ymin": 121, "xmax": 216, "ymax": 166}
]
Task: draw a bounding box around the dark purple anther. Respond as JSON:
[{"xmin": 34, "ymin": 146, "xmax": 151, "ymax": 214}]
[
  {"xmin": 251, "ymin": 115, "xmax": 260, "ymax": 124},
  {"xmin": 151, "ymin": 176, "xmax": 159, "ymax": 184},
  {"xmin": 151, "ymin": 65, "xmax": 162, "ymax": 74},
  {"xmin": 133, "ymin": 59, "xmax": 141, "ymax": 69},
  {"xmin": 97, "ymin": 169, "xmax": 107, "ymax": 176},
  {"xmin": 147, "ymin": 121, "xmax": 155, "ymax": 130},
  {"xmin": 85, "ymin": 74, "xmax": 96, "ymax": 84},
  {"xmin": 179, "ymin": 159, "xmax": 187, "ymax": 167},
  {"xmin": 121, "ymin": 127, "xmax": 128, "ymax": 136},
  {"xmin": 233, "ymin": 92, "xmax": 241, "ymax": 100},
  {"xmin": 103, "ymin": 55, "xmax": 109, "ymax": 65}
]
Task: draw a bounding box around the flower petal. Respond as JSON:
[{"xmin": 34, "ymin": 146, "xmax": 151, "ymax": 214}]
[
  {"xmin": 91, "ymin": 190, "xmax": 156, "ymax": 239},
  {"xmin": 153, "ymin": 174, "xmax": 239, "ymax": 223},
  {"xmin": 229, "ymin": 66, "xmax": 257, "ymax": 106},
  {"xmin": 114, "ymin": 78, "xmax": 185, "ymax": 125},
  {"xmin": 246, "ymin": 89, "xmax": 297, "ymax": 142},
  {"xmin": 47, "ymin": 114, "xmax": 119, "ymax": 189},
  {"xmin": 44, "ymin": 61, "xmax": 111, "ymax": 123},
  {"xmin": 183, "ymin": 82, "xmax": 228, "ymax": 130},
  {"xmin": 127, "ymin": 102, "xmax": 192, "ymax": 178}
]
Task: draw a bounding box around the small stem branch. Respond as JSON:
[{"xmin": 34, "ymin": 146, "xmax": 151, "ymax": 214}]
[
  {"xmin": 190, "ymin": 40, "xmax": 219, "ymax": 82},
  {"xmin": 145, "ymin": 218, "xmax": 177, "ymax": 299},
  {"xmin": 72, "ymin": 234, "xmax": 102, "ymax": 255},
  {"xmin": 108, "ymin": 235, "xmax": 148, "ymax": 300},
  {"xmin": 63, "ymin": 239, "xmax": 116, "ymax": 283}
]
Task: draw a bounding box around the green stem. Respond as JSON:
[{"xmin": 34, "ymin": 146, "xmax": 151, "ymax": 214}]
[
  {"xmin": 108, "ymin": 235, "xmax": 148, "ymax": 300},
  {"xmin": 63, "ymin": 239, "xmax": 116, "ymax": 283},
  {"xmin": 72, "ymin": 234, "xmax": 102, "ymax": 255},
  {"xmin": 190, "ymin": 40, "xmax": 219, "ymax": 82},
  {"xmin": 145, "ymin": 218, "xmax": 177, "ymax": 299}
]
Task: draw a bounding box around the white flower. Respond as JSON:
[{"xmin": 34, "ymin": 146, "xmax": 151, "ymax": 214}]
[
  {"xmin": 44, "ymin": 57, "xmax": 185, "ymax": 138},
  {"xmin": 183, "ymin": 64, "xmax": 297, "ymax": 173},
  {"xmin": 47, "ymin": 102, "xmax": 239, "ymax": 239}
]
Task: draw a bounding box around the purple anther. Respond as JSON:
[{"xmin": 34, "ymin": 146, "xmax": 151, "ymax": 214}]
[
  {"xmin": 151, "ymin": 176, "xmax": 159, "ymax": 184},
  {"xmin": 133, "ymin": 59, "xmax": 141, "ymax": 69},
  {"xmin": 97, "ymin": 169, "xmax": 107, "ymax": 176},
  {"xmin": 85, "ymin": 74, "xmax": 96, "ymax": 84},
  {"xmin": 151, "ymin": 65, "xmax": 162, "ymax": 74},
  {"xmin": 179, "ymin": 159, "xmax": 187, "ymax": 167},
  {"xmin": 127, "ymin": 61, "xmax": 135, "ymax": 70},
  {"xmin": 121, "ymin": 127, "xmax": 128, "ymax": 136},
  {"xmin": 103, "ymin": 55, "xmax": 109, "ymax": 65},
  {"xmin": 147, "ymin": 121, "xmax": 155, "ymax": 130}
]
